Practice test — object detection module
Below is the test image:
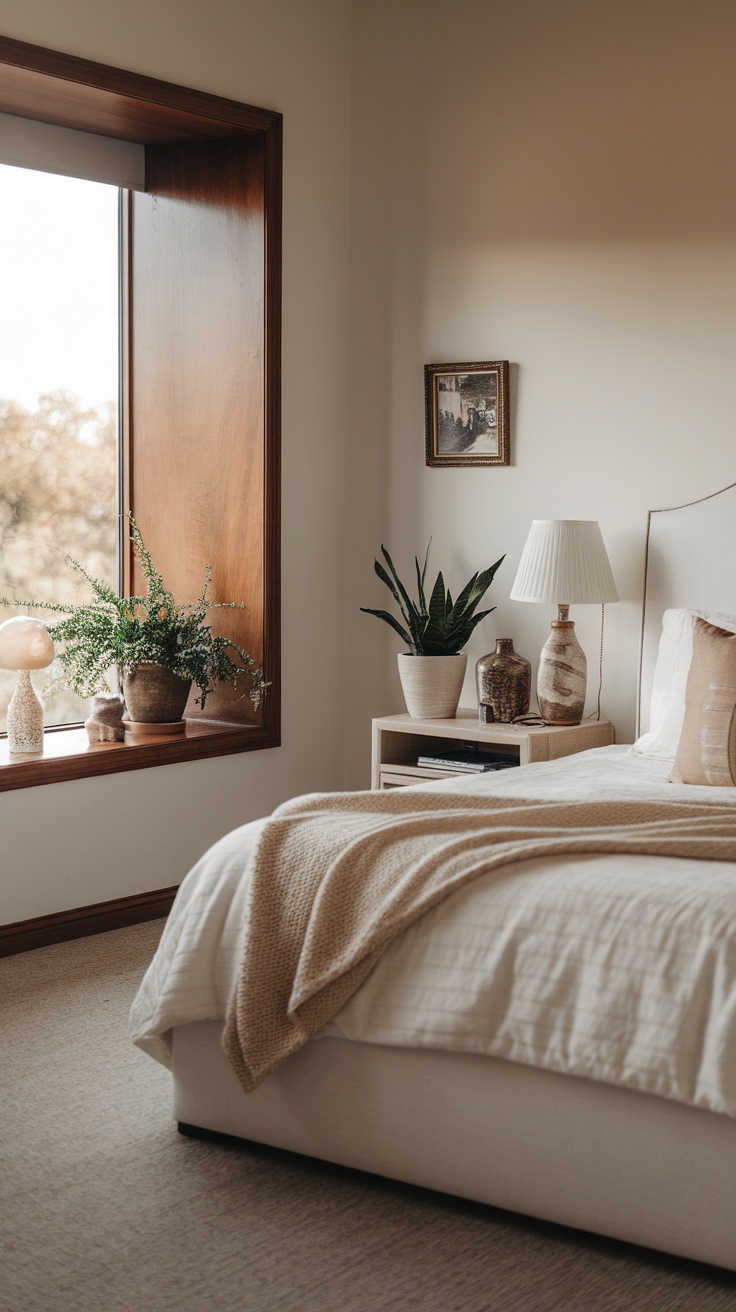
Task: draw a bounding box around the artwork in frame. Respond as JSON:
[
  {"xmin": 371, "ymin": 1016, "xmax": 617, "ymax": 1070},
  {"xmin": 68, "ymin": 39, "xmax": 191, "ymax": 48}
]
[{"xmin": 425, "ymin": 360, "xmax": 510, "ymax": 467}]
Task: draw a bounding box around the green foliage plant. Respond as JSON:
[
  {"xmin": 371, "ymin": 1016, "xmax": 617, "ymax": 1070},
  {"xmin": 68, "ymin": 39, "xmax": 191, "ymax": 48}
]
[
  {"xmin": 0, "ymin": 516, "xmax": 268, "ymax": 710},
  {"xmin": 361, "ymin": 543, "xmax": 505, "ymax": 656}
]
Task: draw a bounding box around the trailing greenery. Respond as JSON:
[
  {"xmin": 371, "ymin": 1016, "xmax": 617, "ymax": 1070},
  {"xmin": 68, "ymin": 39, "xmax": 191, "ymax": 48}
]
[
  {"xmin": 361, "ymin": 543, "xmax": 504, "ymax": 656},
  {"xmin": 0, "ymin": 516, "xmax": 268, "ymax": 710}
]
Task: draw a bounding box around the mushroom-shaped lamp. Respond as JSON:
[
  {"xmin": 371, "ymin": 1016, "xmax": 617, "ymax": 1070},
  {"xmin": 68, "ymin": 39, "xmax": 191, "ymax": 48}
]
[{"xmin": 0, "ymin": 616, "xmax": 55, "ymax": 755}]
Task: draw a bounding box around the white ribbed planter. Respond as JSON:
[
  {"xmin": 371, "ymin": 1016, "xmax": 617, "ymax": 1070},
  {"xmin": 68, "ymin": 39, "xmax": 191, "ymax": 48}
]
[{"xmin": 397, "ymin": 653, "xmax": 468, "ymax": 719}]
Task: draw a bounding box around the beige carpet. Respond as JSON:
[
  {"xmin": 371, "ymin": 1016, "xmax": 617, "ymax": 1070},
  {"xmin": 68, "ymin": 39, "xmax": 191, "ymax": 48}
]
[{"xmin": 2, "ymin": 925, "xmax": 736, "ymax": 1312}]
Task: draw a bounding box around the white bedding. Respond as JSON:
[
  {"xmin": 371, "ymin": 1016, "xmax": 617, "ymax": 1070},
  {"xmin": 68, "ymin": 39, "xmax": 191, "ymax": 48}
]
[{"xmin": 130, "ymin": 745, "xmax": 736, "ymax": 1119}]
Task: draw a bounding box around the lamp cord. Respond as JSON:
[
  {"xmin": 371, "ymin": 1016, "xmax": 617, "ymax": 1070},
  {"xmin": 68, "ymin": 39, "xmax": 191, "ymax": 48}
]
[{"xmin": 588, "ymin": 603, "xmax": 605, "ymax": 722}]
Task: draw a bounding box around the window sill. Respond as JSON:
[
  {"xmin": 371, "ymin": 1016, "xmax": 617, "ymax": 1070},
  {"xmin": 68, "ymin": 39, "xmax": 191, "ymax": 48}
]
[{"xmin": 0, "ymin": 719, "xmax": 279, "ymax": 792}]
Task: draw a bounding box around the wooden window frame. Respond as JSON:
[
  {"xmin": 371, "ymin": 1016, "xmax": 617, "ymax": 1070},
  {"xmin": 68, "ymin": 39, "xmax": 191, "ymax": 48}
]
[{"xmin": 0, "ymin": 36, "xmax": 281, "ymax": 792}]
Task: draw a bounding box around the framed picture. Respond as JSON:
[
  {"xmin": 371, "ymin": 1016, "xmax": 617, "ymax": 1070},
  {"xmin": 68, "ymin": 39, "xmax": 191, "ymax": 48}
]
[{"xmin": 424, "ymin": 360, "xmax": 510, "ymax": 467}]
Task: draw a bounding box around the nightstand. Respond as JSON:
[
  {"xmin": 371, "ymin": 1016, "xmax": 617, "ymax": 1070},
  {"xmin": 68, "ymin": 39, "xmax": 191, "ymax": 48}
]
[{"xmin": 371, "ymin": 711, "xmax": 615, "ymax": 789}]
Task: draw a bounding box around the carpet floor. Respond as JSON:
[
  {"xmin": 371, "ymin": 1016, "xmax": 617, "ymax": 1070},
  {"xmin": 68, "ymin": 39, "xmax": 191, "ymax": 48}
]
[{"xmin": 2, "ymin": 922, "xmax": 736, "ymax": 1312}]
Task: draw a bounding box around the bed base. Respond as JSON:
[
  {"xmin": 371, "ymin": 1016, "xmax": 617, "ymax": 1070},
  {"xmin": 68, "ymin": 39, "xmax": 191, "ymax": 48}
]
[{"xmin": 171, "ymin": 1022, "xmax": 736, "ymax": 1272}]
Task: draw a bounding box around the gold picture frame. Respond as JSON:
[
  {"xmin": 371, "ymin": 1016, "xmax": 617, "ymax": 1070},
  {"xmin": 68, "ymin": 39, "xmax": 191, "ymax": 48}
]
[{"xmin": 425, "ymin": 360, "xmax": 510, "ymax": 467}]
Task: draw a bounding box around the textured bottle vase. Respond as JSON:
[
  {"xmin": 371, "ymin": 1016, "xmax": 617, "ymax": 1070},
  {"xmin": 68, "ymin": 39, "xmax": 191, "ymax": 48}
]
[
  {"xmin": 475, "ymin": 639, "xmax": 531, "ymax": 723},
  {"xmin": 6, "ymin": 668, "xmax": 44, "ymax": 754},
  {"xmin": 122, "ymin": 663, "xmax": 192, "ymax": 723},
  {"xmin": 397, "ymin": 653, "xmax": 468, "ymax": 719},
  {"xmin": 537, "ymin": 621, "xmax": 586, "ymax": 725}
]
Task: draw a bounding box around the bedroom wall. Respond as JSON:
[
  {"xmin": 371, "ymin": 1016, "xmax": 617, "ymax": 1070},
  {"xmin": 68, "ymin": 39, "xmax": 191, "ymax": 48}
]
[
  {"xmin": 0, "ymin": 0, "xmax": 352, "ymax": 922},
  {"xmin": 344, "ymin": 0, "xmax": 736, "ymax": 785}
]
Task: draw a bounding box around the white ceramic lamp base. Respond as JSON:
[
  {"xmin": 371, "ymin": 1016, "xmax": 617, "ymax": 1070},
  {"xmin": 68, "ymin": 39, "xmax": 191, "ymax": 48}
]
[{"xmin": 7, "ymin": 668, "xmax": 45, "ymax": 754}]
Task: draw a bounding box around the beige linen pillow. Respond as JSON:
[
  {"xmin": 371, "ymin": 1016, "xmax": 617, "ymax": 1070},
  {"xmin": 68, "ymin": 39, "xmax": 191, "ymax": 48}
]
[
  {"xmin": 632, "ymin": 608, "xmax": 736, "ymax": 760},
  {"xmin": 669, "ymin": 618, "xmax": 736, "ymax": 786}
]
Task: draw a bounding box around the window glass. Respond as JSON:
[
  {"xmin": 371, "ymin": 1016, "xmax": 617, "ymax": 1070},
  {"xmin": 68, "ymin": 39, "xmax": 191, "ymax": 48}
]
[{"xmin": 0, "ymin": 164, "xmax": 119, "ymax": 731}]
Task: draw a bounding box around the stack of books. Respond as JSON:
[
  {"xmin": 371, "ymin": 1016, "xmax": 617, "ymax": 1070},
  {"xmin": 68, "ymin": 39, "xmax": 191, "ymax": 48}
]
[{"xmin": 416, "ymin": 747, "xmax": 518, "ymax": 774}]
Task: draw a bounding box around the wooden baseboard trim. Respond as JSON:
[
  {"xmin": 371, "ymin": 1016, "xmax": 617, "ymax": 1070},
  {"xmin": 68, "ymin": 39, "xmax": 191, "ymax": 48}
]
[{"xmin": 0, "ymin": 885, "xmax": 178, "ymax": 957}]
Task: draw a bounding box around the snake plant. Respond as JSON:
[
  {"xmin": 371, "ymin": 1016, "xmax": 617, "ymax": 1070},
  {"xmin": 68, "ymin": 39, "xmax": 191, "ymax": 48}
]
[{"xmin": 361, "ymin": 543, "xmax": 504, "ymax": 656}]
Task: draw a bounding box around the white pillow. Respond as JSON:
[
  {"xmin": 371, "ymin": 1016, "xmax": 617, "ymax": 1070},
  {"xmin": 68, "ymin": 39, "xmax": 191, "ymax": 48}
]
[{"xmin": 632, "ymin": 608, "xmax": 736, "ymax": 760}]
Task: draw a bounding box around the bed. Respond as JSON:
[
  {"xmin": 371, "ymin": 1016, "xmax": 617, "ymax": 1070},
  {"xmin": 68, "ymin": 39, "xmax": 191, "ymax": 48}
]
[{"xmin": 131, "ymin": 483, "xmax": 736, "ymax": 1272}]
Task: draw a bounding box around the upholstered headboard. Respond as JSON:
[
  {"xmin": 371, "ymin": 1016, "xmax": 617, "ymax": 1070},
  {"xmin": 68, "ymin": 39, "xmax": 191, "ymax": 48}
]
[{"xmin": 637, "ymin": 481, "xmax": 736, "ymax": 736}]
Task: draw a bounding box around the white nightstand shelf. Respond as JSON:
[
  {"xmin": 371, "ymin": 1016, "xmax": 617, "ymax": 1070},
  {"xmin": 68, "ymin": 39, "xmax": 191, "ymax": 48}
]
[{"xmin": 371, "ymin": 710, "xmax": 615, "ymax": 789}]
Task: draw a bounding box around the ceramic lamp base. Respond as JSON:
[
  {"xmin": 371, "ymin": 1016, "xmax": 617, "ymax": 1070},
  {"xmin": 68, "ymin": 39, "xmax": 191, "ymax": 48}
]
[
  {"xmin": 7, "ymin": 668, "xmax": 44, "ymax": 754},
  {"xmin": 537, "ymin": 619, "xmax": 587, "ymax": 725}
]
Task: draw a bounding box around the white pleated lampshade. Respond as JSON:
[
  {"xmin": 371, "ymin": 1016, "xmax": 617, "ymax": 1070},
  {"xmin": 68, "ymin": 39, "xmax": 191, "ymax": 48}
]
[{"xmin": 510, "ymin": 520, "xmax": 618, "ymax": 605}]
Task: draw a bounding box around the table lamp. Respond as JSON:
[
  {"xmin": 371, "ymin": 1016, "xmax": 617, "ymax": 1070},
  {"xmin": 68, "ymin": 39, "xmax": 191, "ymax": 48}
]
[
  {"xmin": 0, "ymin": 616, "xmax": 55, "ymax": 755},
  {"xmin": 510, "ymin": 520, "xmax": 618, "ymax": 725}
]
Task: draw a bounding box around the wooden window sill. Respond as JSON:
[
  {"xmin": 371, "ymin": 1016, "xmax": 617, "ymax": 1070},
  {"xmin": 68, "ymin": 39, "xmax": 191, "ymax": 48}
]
[{"xmin": 0, "ymin": 719, "xmax": 279, "ymax": 792}]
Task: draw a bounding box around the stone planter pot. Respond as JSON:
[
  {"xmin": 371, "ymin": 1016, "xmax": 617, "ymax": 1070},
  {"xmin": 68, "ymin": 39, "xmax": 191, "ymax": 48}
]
[
  {"xmin": 122, "ymin": 663, "xmax": 192, "ymax": 724},
  {"xmin": 397, "ymin": 653, "xmax": 468, "ymax": 719}
]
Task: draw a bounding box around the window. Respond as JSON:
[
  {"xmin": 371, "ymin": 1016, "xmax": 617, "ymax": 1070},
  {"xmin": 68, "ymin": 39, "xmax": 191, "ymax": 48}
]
[
  {"xmin": 0, "ymin": 164, "xmax": 119, "ymax": 733},
  {"xmin": 0, "ymin": 35, "xmax": 281, "ymax": 790}
]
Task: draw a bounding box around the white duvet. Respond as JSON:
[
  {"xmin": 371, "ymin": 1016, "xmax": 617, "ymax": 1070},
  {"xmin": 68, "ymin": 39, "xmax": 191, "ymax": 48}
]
[{"xmin": 130, "ymin": 746, "xmax": 736, "ymax": 1119}]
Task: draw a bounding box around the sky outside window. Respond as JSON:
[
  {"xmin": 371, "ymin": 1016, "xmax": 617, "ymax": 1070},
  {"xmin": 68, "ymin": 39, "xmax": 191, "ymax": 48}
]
[
  {"xmin": 0, "ymin": 164, "xmax": 118, "ymax": 408},
  {"xmin": 0, "ymin": 163, "xmax": 119, "ymax": 731}
]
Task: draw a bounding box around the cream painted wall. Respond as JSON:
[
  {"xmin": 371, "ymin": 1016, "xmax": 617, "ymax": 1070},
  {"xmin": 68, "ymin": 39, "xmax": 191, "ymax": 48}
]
[
  {"xmin": 0, "ymin": 0, "xmax": 352, "ymax": 922},
  {"xmin": 344, "ymin": 0, "xmax": 736, "ymax": 786}
]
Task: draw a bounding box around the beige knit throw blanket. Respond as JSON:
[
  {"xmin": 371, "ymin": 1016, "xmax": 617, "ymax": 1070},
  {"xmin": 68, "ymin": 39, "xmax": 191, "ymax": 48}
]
[{"xmin": 222, "ymin": 789, "xmax": 736, "ymax": 1092}]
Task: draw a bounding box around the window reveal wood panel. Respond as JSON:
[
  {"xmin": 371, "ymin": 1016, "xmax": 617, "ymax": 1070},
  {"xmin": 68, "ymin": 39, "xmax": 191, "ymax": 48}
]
[{"xmin": 129, "ymin": 135, "xmax": 266, "ymax": 726}]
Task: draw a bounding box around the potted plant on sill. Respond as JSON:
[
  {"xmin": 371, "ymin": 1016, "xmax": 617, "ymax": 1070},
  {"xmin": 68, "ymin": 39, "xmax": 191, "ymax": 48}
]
[
  {"xmin": 361, "ymin": 543, "xmax": 504, "ymax": 718},
  {"xmin": 0, "ymin": 515, "xmax": 268, "ymax": 733}
]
